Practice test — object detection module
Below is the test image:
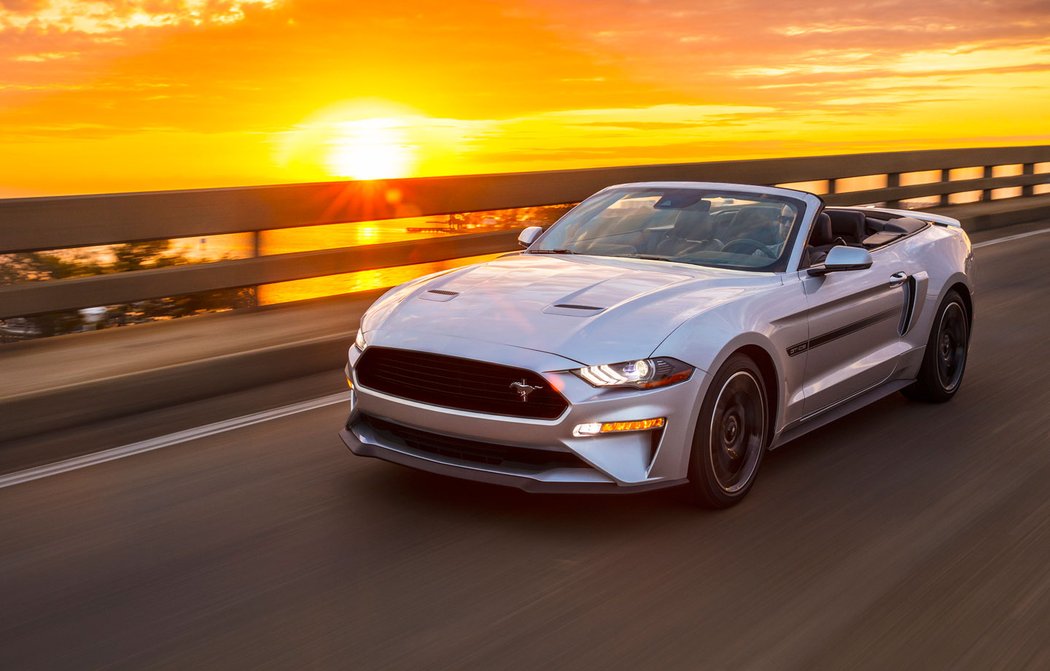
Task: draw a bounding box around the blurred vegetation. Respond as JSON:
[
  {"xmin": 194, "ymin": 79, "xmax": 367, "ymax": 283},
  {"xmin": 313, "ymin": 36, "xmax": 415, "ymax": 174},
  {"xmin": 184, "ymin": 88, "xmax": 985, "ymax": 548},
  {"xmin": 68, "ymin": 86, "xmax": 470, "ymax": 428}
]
[
  {"xmin": 449, "ymin": 204, "xmax": 575, "ymax": 230},
  {"xmin": 0, "ymin": 204, "xmax": 574, "ymax": 342},
  {"xmin": 0, "ymin": 241, "xmax": 253, "ymax": 341}
]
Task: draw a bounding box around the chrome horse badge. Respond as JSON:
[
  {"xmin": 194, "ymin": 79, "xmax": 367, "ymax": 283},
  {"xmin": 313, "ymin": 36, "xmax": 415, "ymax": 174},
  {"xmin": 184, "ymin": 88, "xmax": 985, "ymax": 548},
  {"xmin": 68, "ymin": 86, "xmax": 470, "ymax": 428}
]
[{"xmin": 509, "ymin": 379, "xmax": 542, "ymax": 402}]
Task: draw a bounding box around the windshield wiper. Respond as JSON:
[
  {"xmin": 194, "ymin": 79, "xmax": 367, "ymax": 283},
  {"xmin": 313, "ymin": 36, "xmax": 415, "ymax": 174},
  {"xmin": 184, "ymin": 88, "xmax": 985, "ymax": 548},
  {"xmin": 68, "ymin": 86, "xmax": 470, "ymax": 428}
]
[
  {"xmin": 625, "ymin": 254, "xmax": 675, "ymax": 261},
  {"xmin": 529, "ymin": 248, "xmax": 577, "ymax": 254}
]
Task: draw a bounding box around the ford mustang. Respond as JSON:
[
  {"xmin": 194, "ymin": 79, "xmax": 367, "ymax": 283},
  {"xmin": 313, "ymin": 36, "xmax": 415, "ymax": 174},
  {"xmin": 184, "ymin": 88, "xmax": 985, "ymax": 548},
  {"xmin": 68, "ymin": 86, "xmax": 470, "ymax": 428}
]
[{"xmin": 339, "ymin": 182, "xmax": 975, "ymax": 507}]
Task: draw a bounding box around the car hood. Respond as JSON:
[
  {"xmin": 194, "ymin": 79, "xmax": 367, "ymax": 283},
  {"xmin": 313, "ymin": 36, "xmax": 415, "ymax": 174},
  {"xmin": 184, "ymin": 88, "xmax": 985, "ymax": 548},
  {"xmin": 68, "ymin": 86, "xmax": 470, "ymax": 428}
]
[{"xmin": 361, "ymin": 254, "xmax": 781, "ymax": 366}]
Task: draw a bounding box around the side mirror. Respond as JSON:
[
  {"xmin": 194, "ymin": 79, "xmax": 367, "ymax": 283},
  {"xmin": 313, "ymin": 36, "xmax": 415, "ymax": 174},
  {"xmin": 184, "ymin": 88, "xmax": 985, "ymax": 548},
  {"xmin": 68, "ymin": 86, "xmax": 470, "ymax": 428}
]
[
  {"xmin": 808, "ymin": 245, "xmax": 873, "ymax": 276},
  {"xmin": 517, "ymin": 226, "xmax": 543, "ymax": 249}
]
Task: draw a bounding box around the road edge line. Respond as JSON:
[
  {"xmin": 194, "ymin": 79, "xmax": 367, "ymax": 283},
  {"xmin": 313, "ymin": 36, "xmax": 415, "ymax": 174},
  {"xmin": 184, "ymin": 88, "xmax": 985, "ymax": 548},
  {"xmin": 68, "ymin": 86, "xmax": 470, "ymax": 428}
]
[{"xmin": 0, "ymin": 392, "xmax": 347, "ymax": 490}]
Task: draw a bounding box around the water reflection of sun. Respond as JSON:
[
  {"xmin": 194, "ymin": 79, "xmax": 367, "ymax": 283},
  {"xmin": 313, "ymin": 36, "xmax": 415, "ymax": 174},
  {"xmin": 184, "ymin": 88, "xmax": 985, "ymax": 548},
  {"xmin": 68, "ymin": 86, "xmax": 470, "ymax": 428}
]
[{"xmin": 325, "ymin": 118, "xmax": 415, "ymax": 180}]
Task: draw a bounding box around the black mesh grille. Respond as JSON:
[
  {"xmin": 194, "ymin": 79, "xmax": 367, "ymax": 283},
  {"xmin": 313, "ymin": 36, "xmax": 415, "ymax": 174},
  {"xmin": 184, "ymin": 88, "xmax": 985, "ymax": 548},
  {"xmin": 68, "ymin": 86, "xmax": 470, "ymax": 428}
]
[
  {"xmin": 359, "ymin": 414, "xmax": 586, "ymax": 471},
  {"xmin": 355, "ymin": 347, "xmax": 568, "ymax": 419}
]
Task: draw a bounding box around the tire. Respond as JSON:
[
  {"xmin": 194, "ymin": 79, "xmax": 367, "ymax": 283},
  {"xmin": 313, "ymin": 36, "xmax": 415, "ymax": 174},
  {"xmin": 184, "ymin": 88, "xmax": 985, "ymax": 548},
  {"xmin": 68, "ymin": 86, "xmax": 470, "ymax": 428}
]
[
  {"xmin": 686, "ymin": 354, "xmax": 769, "ymax": 508},
  {"xmin": 902, "ymin": 289, "xmax": 970, "ymax": 403}
]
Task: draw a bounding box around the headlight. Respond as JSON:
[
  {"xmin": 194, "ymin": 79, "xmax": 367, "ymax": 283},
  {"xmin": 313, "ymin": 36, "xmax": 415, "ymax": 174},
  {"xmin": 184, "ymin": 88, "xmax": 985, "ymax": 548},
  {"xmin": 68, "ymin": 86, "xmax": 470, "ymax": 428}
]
[
  {"xmin": 573, "ymin": 357, "xmax": 693, "ymax": 389},
  {"xmin": 354, "ymin": 329, "xmax": 367, "ymax": 351}
]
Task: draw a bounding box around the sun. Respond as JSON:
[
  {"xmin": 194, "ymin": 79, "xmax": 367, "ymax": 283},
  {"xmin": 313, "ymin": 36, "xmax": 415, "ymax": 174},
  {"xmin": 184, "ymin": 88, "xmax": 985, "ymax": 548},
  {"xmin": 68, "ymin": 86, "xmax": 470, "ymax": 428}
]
[
  {"xmin": 277, "ymin": 101, "xmax": 465, "ymax": 182},
  {"xmin": 325, "ymin": 117, "xmax": 415, "ymax": 180}
]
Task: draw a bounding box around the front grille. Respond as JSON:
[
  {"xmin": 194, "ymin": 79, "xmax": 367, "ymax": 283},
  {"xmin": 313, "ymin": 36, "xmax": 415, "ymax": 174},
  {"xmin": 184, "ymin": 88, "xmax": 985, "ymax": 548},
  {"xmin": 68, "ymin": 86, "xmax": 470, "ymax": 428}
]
[
  {"xmin": 355, "ymin": 347, "xmax": 568, "ymax": 419},
  {"xmin": 359, "ymin": 414, "xmax": 586, "ymax": 471}
]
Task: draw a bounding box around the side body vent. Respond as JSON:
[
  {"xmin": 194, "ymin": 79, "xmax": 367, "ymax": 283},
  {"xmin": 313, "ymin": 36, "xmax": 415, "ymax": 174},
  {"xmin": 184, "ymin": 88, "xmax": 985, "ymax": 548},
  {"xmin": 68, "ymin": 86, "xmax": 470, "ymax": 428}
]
[{"xmin": 899, "ymin": 271, "xmax": 929, "ymax": 336}]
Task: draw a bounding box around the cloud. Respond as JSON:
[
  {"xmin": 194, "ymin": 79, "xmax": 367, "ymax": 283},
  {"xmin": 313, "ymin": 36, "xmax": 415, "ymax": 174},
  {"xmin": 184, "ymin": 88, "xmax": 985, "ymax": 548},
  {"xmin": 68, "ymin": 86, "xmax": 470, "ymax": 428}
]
[
  {"xmin": 14, "ymin": 50, "xmax": 76, "ymax": 61},
  {"xmin": 0, "ymin": 0, "xmax": 278, "ymax": 34},
  {"xmin": 0, "ymin": 0, "xmax": 1048, "ymax": 195},
  {"xmin": 523, "ymin": 0, "xmax": 1050, "ymax": 85},
  {"xmin": 0, "ymin": 0, "xmax": 47, "ymax": 10}
]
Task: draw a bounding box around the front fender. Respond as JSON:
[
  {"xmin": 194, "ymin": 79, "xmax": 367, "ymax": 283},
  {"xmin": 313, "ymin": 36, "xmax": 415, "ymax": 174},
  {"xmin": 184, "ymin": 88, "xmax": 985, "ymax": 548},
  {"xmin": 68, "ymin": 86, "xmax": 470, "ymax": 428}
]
[{"xmin": 649, "ymin": 278, "xmax": 809, "ymax": 444}]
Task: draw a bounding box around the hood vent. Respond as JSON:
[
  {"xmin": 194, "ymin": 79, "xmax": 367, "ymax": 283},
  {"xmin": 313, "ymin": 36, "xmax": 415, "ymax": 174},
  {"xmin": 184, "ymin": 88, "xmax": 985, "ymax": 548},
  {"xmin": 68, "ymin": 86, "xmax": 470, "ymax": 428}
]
[
  {"xmin": 419, "ymin": 289, "xmax": 459, "ymax": 302},
  {"xmin": 553, "ymin": 303, "xmax": 602, "ymax": 310},
  {"xmin": 543, "ymin": 303, "xmax": 606, "ymax": 317}
]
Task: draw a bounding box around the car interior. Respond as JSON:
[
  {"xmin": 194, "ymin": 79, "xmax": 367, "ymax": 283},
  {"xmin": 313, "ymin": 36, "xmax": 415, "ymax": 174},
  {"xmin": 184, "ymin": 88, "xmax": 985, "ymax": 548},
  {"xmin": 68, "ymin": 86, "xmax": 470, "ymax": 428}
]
[
  {"xmin": 802, "ymin": 208, "xmax": 930, "ymax": 267},
  {"xmin": 535, "ymin": 190, "xmax": 931, "ymax": 272},
  {"xmin": 566, "ymin": 198, "xmax": 797, "ymax": 267}
]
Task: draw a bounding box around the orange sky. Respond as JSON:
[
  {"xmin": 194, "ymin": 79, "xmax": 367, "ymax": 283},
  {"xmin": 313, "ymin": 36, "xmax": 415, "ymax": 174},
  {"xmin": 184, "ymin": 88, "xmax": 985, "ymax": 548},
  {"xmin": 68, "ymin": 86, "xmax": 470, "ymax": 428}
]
[{"xmin": 1, "ymin": 0, "xmax": 1048, "ymax": 197}]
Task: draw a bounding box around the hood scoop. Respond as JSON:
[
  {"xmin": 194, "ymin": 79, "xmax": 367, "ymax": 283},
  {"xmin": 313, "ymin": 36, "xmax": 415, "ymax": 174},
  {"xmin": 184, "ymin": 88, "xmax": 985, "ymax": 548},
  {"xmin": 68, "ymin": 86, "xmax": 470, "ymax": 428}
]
[
  {"xmin": 418, "ymin": 289, "xmax": 459, "ymax": 302},
  {"xmin": 543, "ymin": 303, "xmax": 606, "ymax": 317},
  {"xmin": 540, "ymin": 271, "xmax": 689, "ymax": 317}
]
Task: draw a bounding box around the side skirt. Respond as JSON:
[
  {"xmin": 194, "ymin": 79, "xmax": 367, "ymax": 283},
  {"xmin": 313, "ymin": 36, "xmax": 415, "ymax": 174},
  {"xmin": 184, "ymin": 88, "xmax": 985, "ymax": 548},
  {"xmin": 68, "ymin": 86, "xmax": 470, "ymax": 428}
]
[{"xmin": 769, "ymin": 379, "xmax": 913, "ymax": 450}]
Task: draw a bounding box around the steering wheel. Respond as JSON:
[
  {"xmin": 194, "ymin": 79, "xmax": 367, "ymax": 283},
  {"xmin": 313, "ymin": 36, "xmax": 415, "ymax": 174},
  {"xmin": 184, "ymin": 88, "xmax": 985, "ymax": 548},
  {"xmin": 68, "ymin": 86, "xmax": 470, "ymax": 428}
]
[
  {"xmin": 677, "ymin": 238, "xmax": 723, "ymax": 255},
  {"xmin": 720, "ymin": 238, "xmax": 776, "ymax": 258}
]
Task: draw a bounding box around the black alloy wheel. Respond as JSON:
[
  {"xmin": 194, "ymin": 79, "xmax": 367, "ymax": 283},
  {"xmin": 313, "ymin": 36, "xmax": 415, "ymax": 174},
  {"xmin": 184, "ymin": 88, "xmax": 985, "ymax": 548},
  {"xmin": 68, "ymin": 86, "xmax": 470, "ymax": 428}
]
[
  {"xmin": 687, "ymin": 353, "xmax": 769, "ymax": 508},
  {"xmin": 903, "ymin": 289, "xmax": 970, "ymax": 403}
]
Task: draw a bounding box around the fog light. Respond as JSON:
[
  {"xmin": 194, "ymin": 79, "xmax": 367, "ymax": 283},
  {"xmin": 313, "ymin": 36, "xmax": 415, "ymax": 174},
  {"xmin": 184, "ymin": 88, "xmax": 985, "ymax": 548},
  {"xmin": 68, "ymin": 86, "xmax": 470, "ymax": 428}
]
[{"xmin": 573, "ymin": 417, "xmax": 665, "ymax": 437}]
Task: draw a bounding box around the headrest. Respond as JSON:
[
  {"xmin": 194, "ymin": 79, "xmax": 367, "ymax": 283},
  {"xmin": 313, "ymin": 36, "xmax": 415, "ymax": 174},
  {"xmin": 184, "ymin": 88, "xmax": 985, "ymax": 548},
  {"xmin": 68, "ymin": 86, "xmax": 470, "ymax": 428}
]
[
  {"xmin": 733, "ymin": 206, "xmax": 780, "ymax": 229},
  {"xmin": 671, "ymin": 203, "xmax": 711, "ymax": 239},
  {"xmin": 827, "ymin": 210, "xmax": 866, "ymax": 242},
  {"xmin": 810, "ymin": 212, "xmax": 834, "ymax": 246},
  {"xmin": 733, "ymin": 206, "xmax": 781, "ymax": 244}
]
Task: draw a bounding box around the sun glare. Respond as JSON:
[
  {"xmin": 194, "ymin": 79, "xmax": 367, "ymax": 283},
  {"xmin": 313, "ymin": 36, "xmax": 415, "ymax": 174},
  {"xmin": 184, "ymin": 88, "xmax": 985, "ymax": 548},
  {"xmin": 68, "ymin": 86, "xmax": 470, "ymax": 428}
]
[{"xmin": 325, "ymin": 118, "xmax": 415, "ymax": 180}]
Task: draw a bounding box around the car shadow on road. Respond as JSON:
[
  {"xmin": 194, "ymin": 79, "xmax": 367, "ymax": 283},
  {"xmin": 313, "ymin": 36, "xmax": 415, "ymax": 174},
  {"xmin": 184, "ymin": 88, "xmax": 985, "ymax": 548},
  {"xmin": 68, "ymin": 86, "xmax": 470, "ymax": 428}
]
[
  {"xmin": 344, "ymin": 462, "xmax": 708, "ymax": 535},
  {"xmin": 340, "ymin": 389, "xmax": 965, "ymax": 534}
]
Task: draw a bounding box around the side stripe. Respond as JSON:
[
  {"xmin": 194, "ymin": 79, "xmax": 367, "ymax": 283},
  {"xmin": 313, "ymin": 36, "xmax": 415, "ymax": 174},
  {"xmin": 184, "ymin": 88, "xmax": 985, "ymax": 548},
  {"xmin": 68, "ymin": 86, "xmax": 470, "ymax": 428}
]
[{"xmin": 787, "ymin": 307, "xmax": 901, "ymax": 357}]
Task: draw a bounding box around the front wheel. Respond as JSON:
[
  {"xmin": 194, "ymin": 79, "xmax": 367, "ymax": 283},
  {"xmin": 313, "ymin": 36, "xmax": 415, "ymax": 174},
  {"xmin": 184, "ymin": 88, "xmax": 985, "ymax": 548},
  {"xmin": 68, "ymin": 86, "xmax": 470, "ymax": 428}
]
[
  {"xmin": 686, "ymin": 354, "xmax": 769, "ymax": 508},
  {"xmin": 902, "ymin": 289, "xmax": 970, "ymax": 403}
]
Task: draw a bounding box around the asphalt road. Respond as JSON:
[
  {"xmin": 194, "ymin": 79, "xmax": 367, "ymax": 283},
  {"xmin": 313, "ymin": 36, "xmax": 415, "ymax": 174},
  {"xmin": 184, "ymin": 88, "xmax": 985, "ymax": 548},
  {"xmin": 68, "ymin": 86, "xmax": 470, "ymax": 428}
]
[{"xmin": 2, "ymin": 224, "xmax": 1049, "ymax": 670}]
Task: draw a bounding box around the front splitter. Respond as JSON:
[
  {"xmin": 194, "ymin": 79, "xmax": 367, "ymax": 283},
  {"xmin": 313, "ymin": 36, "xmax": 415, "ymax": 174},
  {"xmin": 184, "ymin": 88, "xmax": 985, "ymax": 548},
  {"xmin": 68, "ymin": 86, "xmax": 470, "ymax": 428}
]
[{"xmin": 339, "ymin": 428, "xmax": 685, "ymax": 495}]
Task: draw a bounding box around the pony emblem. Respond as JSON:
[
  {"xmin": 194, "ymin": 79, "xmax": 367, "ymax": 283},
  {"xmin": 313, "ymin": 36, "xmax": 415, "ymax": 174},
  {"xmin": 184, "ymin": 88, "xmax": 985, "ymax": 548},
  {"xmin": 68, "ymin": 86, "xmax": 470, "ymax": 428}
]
[{"xmin": 510, "ymin": 379, "xmax": 542, "ymax": 402}]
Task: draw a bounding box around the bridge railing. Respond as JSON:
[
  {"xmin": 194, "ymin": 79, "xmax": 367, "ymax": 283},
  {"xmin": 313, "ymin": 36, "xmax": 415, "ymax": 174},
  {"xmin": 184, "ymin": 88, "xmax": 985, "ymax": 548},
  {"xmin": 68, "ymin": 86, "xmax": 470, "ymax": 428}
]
[{"xmin": 2, "ymin": 145, "xmax": 1049, "ymax": 320}]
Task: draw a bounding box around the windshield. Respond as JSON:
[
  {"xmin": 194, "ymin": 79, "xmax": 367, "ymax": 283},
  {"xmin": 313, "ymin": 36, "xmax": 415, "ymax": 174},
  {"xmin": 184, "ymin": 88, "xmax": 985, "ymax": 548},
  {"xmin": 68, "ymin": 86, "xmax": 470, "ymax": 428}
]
[{"xmin": 530, "ymin": 187, "xmax": 807, "ymax": 272}]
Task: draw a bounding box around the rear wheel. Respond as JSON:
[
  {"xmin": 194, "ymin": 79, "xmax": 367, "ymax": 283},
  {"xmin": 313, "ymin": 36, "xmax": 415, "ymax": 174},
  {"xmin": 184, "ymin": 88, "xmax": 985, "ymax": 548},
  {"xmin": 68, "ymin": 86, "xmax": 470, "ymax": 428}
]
[
  {"xmin": 686, "ymin": 354, "xmax": 769, "ymax": 508},
  {"xmin": 903, "ymin": 289, "xmax": 970, "ymax": 403}
]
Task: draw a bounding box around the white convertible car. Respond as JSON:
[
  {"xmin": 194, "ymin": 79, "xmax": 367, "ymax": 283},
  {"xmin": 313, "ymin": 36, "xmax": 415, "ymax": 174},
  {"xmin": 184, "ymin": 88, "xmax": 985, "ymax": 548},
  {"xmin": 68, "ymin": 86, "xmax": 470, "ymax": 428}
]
[{"xmin": 340, "ymin": 182, "xmax": 975, "ymax": 507}]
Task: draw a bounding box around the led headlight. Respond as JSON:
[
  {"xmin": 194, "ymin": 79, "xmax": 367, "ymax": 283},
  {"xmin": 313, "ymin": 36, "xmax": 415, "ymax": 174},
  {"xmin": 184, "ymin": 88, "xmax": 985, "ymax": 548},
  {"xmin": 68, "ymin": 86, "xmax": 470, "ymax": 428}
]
[
  {"xmin": 354, "ymin": 329, "xmax": 367, "ymax": 351},
  {"xmin": 573, "ymin": 357, "xmax": 693, "ymax": 389}
]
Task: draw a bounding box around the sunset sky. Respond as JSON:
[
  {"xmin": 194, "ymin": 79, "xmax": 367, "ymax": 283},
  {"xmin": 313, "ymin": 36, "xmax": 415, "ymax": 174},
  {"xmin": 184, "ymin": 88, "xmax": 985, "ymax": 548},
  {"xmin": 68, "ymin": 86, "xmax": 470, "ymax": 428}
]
[{"xmin": 1, "ymin": 0, "xmax": 1048, "ymax": 197}]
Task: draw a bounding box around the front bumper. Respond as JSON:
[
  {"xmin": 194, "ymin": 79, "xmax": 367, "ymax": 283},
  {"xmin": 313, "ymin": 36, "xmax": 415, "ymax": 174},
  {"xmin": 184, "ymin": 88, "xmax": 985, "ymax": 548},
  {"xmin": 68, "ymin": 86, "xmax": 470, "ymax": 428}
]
[
  {"xmin": 340, "ymin": 339, "xmax": 706, "ymax": 493},
  {"xmin": 340, "ymin": 426, "xmax": 684, "ymax": 493}
]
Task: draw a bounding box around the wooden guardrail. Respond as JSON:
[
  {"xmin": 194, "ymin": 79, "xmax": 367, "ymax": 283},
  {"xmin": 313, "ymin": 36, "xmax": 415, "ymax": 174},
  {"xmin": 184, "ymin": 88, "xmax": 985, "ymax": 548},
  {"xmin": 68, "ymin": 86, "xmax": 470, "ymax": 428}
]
[{"xmin": 2, "ymin": 145, "xmax": 1048, "ymax": 319}]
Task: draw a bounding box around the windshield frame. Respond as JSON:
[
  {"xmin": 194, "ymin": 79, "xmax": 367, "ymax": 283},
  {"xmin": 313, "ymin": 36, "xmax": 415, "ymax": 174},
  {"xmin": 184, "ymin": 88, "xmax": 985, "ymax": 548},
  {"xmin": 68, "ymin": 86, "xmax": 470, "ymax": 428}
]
[{"xmin": 528, "ymin": 184, "xmax": 813, "ymax": 273}]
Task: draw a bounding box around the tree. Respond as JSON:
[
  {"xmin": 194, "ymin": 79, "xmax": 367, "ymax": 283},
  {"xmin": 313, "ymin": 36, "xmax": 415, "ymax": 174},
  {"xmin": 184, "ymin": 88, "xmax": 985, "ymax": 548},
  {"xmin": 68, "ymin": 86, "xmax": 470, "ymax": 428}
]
[{"xmin": 2, "ymin": 241, "xmax": 251, "ymax": 339}]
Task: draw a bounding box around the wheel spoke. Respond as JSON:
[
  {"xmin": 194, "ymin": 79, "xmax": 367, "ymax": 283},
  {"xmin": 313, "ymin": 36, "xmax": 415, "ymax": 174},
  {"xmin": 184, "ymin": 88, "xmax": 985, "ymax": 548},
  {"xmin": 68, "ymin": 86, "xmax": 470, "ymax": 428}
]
[
  {"xmin": 935, "ymin": 301, "xmax": 968, "ymax": 392},
  {"xmin": 708, "ymin": 371, "xmax": 766, "ymax": 494}
]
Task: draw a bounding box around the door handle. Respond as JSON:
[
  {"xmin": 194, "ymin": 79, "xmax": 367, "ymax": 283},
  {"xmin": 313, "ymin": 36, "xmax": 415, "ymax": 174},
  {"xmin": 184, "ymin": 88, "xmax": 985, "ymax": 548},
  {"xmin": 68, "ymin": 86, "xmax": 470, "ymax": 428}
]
[{"xmin": 888, "ymin": 272, "xmax": 908, "ymax": 287}]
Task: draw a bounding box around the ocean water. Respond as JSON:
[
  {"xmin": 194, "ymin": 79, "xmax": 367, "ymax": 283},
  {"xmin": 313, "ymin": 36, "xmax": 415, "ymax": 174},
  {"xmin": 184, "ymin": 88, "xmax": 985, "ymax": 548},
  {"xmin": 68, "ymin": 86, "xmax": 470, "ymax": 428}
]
[{"xmin": 159, "ymin": 215, "xmax": 516, "ymax": 304}]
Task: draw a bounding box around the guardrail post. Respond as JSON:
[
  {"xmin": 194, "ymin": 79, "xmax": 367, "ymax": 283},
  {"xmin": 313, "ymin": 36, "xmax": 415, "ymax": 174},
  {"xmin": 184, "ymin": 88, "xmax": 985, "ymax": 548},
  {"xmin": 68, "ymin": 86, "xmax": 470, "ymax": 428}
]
[
  {"xmin": 939, "ymin": 168, "xmax": 951, "ymax": 207},
  {"xmin": 826, "ymin": 178, "xmax": 836, "ymax": 196},
  {"xmin": 1022, "ymin": 163, "xmax": 1035, "ymax": 197},
  {"xmin": 885, "ymin": 172, "xmax": 901, "ymax": 208},
  {"xmin": 251, "ymin": 230, "xmax": 262, "ymax": 308},
  {"xmin": 982, "ymin": 166, "xmax": 994, "ymax": 201}
]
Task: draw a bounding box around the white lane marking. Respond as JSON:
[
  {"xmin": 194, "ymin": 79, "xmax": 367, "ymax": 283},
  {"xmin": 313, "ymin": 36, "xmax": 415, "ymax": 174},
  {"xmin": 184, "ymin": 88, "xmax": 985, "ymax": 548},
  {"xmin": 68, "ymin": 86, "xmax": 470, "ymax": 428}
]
[
  {"xmin": 3, "ymin": 225, "xmax": 1048, "ymax": 491},
  {"xmin": 973, "ymin": 227, "xmax": 1050, "ymax": 248},
  {"xmin": 0, "ymin": 392, "xmax": 348, "ymax": 490}
]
